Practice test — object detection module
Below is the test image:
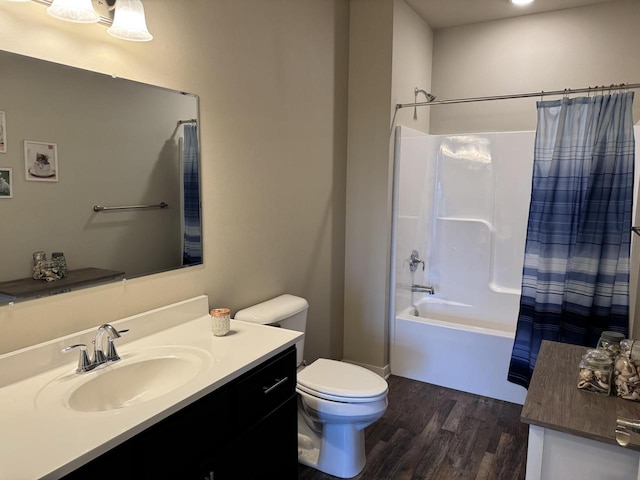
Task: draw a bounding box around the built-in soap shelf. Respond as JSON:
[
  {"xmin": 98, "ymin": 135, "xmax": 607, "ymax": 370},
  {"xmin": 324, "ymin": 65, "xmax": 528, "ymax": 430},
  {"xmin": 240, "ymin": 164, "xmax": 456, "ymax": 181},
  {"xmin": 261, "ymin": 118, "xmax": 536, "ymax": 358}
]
[
  {"xmin": 436, "ymin": 216, "xmax": 494, "ymax": 231},
  {"xmin": 436, "ymin": 215, "xmax": 522, "ymax": 296}
]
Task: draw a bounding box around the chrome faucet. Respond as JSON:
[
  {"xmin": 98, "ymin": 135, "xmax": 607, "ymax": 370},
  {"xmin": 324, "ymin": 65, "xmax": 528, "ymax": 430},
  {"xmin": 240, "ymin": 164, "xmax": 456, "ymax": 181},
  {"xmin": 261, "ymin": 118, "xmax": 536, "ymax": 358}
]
[
  {"xmin": 411, "ymin": 284, "xmax": 435, "ymax": 295},
  {"xmin": 63, "ymin": 324, "xmax": 129, "ymax": 373},
  {"xmin": 94, "ymin": 324, "xmax": 126, "ymax": 364}
]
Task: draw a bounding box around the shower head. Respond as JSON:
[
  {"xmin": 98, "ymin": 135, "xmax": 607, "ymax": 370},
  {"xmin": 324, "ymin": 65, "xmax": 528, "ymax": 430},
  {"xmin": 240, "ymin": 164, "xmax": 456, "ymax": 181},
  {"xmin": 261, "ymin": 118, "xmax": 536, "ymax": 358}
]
[
  {"xmin": 415, "ymin": 87, "xmax": 436, "ymax": 102},
  {"xmin": 413, "ymin": 88, "xmax": 436, "ymax": 119}
]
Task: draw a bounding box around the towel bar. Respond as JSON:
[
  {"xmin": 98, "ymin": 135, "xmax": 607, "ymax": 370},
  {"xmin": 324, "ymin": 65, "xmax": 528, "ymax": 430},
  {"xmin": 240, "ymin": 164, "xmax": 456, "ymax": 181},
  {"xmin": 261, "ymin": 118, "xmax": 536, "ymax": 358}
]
[{"xmin": 93, "ymin": 202, "xmax": 168, "ymax": 212}]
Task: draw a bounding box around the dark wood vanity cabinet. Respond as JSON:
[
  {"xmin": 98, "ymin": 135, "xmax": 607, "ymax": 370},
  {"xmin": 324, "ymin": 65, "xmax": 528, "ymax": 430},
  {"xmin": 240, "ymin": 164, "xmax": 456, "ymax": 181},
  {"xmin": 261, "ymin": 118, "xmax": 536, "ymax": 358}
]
[{"xmin": 61, "ymin": 346, "xmax": 297, "ymax": 480}]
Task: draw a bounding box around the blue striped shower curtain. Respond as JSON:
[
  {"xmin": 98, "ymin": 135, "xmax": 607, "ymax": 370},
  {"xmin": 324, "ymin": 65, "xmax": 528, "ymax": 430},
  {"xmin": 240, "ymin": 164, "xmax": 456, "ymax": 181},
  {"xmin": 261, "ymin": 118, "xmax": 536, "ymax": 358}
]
[
  {"xmin": 183, "ymin": 124, "xmax": 202, "ymax": 265},
  {"xmin": 508, "ymin": 92, "xmax": 635, "ymax": 389}
]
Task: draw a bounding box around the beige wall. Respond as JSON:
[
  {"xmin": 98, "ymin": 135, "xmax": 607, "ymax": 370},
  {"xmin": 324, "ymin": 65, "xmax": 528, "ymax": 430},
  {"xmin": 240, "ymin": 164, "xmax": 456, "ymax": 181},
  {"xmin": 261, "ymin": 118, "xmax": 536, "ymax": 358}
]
[
  {"xmin": 344, "ymin": 0, "xmax": 432, "ymax": 373},
  {"xmin": 0, "ymin": 0, "xmax": 349, "ymax": 363},
  {"xmin": 392, "ymin": 0, "xmax": 433, "ymax": 133},
  {"xmin": 344, "ymin": 0, "xmax": 393, "ymax": 372},
  {"xmin": 430, "ymin": 0, "xmax": 640, "ymax": 134}
]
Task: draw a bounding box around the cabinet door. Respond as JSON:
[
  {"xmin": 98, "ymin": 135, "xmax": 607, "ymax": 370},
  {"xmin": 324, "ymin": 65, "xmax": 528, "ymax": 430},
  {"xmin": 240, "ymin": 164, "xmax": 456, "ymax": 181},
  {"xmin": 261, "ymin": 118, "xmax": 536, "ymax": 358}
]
[
  {"xmin": 235, "ymin": 348, "xmax": 296, "ymax": 430},
  {"xmin": 141, "ymin": 386, "xmax": 231, "ymax": 479},
  {"xmin": 213, "ymin": 395, "xmax": 298, "ymax": 480},
  {"xmin": 60, "ymin": 434, "xmax": 143, "ymax": 480},
  {"xmin": 249, "ymin": 395, "xmax": 298, "ymax": 479}
]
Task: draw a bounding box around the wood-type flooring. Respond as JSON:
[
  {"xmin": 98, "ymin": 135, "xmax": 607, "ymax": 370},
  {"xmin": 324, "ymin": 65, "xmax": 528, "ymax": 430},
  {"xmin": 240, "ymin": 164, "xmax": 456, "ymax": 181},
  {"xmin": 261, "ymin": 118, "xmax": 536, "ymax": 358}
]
[{"xmin": 297, "ymin": 375, "xmax": 528, "ymax": 480}]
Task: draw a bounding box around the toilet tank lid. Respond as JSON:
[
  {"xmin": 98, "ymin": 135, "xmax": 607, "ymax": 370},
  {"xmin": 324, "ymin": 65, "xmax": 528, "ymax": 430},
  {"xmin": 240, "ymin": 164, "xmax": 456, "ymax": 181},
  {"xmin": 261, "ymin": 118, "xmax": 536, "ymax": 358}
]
[{"xmin": 234, "ymin": 294, "xmax": 308, "ymax": 325}]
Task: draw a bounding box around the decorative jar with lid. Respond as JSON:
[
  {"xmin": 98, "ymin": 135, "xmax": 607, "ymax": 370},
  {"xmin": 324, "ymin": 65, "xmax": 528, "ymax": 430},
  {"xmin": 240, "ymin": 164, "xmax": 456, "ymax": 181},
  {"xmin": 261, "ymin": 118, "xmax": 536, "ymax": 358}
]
[
  {"xmin": 51, "ymin": 252, "xmax": 67, "ymax": 278},
  {"xmin": 578, "ymin": 348, "xmax": 613, "ymax": 395},
  {"xmin": 597, "ymin": 331, "xmax": 625, "ymax": 360},
  {"xmin": 614, "ymin": 339, "xmax": 640, "ymax": 401},
  {"xmin": 32, "ymin": 251, "xmax": 47, "ymax": 280}
]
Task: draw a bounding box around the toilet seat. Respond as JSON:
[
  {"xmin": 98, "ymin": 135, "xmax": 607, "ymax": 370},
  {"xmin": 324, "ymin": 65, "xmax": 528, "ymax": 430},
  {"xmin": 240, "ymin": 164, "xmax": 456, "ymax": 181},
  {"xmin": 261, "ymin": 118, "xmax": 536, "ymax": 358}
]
[{"xmin": 296, "ymin": 359, "xmax": 388, "ymax": 403}]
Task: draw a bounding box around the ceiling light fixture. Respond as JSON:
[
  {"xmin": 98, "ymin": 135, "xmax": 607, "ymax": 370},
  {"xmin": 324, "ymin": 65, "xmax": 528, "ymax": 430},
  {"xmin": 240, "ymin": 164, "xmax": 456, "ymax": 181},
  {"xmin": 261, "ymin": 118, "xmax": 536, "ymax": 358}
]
[{"xmin": 510, "ymin": 0, "xmax": 534, "ymax": 5}]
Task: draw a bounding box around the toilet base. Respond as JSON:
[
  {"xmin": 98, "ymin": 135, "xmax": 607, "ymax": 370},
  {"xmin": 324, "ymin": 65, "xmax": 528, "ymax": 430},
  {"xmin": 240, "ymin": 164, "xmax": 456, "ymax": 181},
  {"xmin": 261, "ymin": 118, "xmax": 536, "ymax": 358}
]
[{"xmin": 297, "ymin": 419, "xmax": 366, "ymax": 478}]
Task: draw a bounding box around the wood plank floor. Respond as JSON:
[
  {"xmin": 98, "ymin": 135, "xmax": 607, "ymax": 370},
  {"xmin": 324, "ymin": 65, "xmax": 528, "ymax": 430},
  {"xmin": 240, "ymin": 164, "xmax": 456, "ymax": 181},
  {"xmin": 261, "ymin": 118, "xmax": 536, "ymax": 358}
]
[{"xmin": 298, "ymin": 375, "xmax": 528, "ymax": 480}]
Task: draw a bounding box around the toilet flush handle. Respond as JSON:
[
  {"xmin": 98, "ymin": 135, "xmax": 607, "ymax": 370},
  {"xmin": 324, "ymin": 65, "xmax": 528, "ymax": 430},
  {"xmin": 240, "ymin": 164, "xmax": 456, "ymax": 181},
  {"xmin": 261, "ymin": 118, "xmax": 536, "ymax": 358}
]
[{"xmin": 263, "ymin": 377, "xmax": 289, "ymax": 395}]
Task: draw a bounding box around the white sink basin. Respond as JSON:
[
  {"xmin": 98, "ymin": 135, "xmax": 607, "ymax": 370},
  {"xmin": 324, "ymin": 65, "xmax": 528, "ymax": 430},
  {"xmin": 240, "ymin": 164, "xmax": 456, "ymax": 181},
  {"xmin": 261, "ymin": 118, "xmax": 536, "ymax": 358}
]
[{"xmin": 36, "ymin": 346, "xmax": 212, "ymax": 413}]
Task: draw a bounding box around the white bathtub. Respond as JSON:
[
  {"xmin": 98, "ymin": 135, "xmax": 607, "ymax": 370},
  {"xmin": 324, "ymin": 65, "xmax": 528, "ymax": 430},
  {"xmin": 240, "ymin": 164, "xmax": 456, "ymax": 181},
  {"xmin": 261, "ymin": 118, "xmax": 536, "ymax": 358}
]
[{"xmin": 391, "ymin": 298, "xmax": 527, "ymax": 405}]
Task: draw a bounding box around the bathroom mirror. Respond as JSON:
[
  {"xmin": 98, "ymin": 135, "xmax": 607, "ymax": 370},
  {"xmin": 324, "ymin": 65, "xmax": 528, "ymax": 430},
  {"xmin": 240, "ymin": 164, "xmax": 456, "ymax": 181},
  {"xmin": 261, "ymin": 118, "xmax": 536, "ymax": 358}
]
[{"xmin": 0, "ymin": 49, "xmax": 202, "ymax": 305}]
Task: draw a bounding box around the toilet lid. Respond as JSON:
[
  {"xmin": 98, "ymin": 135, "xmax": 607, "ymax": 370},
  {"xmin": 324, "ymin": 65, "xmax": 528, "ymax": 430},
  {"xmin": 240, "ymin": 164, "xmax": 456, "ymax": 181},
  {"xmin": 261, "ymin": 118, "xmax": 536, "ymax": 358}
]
[{"xmin": 296, "ymin": 359, "xmax": 388, "ymax": 402}]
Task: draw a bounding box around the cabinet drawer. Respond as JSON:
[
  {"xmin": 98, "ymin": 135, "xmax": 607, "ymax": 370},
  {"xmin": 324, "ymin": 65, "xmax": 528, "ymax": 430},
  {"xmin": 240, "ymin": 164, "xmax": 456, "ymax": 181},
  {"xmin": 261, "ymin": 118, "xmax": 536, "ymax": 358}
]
[{"xmin": 236, "ymin": 346, "xmax": 296, "ymax": 430}]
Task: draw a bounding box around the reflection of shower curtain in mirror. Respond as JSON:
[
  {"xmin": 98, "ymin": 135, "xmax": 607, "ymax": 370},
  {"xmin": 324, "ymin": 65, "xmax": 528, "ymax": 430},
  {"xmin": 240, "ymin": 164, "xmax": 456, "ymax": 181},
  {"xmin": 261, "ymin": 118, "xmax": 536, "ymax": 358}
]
[
  {"xmin": 183, "ymin": 124, "xmax": 201, "ymax": 265},
  {"xmin": 508, "ymin": 92, "xmax": 635, "ymax": 389}
]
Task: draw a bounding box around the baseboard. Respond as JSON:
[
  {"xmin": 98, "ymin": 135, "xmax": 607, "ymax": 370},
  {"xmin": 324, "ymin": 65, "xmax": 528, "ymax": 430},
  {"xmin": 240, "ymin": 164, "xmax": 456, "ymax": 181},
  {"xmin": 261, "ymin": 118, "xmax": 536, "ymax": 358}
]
[{"xmin": 342, "ymin": 359, "xmax": 391, "ymax": 379}]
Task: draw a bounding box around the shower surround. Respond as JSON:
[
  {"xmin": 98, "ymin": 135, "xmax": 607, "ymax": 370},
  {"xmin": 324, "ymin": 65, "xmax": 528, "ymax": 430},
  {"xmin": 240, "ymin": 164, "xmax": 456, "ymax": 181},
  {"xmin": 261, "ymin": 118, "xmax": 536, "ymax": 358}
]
[{"xmin": 390, "ymin": 125, "xmax": 640, "ymax": 405}]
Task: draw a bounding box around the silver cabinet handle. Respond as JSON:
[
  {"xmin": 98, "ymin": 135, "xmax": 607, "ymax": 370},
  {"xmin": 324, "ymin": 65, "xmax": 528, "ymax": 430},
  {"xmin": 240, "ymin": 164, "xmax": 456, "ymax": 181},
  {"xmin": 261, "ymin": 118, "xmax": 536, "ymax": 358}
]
[{"xmin": 263, "ymin": 377, "xmax": 288, "ymax": 395}]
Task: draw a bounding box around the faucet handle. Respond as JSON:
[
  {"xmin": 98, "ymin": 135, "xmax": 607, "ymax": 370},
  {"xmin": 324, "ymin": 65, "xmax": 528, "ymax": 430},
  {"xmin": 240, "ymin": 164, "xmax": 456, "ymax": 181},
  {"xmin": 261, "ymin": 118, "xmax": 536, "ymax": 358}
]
[
  {"xmin": 106, "ymin": 329, "xmax": 129, "ymax": 362},
  {"xmin": 62, "ymin": 343, "xmax": 93, "ymax": 373},
  {"xmin": 409, "ymin": 250, "xmax": 425, "ymax": 272}
]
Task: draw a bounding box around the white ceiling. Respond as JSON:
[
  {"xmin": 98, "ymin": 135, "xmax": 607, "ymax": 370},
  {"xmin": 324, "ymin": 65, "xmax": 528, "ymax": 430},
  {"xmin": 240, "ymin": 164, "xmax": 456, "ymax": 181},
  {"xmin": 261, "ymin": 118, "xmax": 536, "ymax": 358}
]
[{"xmin": 405, "ymin": 0, "xmax": 622, "ymax": 29}]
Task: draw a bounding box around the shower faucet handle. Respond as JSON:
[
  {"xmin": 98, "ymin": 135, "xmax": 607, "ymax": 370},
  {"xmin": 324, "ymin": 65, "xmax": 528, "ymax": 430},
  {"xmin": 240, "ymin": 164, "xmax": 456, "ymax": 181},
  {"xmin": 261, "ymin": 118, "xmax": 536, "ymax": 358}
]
[{"xmin": 409, "ymin": 250, "xmax": 425, "ymax": 272}]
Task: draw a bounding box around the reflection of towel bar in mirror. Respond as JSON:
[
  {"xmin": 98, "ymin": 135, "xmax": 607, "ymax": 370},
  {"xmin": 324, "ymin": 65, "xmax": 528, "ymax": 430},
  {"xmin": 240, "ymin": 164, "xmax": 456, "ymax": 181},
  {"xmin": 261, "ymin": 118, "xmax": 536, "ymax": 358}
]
[{"xmin": 93, "ymin": 202, "xmax": 169, "ymax": 212}]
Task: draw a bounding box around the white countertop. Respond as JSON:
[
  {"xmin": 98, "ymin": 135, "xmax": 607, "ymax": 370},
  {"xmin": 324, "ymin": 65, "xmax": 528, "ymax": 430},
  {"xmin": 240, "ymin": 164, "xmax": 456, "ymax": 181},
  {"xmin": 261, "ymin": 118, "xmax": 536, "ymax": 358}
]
[{"xmin": 0, "ymin": 296, "xmax": 302, "ymax": 480}]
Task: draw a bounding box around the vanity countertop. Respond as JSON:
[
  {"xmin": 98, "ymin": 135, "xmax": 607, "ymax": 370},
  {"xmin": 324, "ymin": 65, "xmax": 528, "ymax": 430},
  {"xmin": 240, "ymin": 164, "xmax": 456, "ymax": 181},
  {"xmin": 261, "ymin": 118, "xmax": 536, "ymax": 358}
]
[
  {"xmin": 0, "ymin": 295, "xmax": 303, "ymax": 479},
  {"xmin": 521, "ymin": 340, "xmax": 640, "ymax": 451}
]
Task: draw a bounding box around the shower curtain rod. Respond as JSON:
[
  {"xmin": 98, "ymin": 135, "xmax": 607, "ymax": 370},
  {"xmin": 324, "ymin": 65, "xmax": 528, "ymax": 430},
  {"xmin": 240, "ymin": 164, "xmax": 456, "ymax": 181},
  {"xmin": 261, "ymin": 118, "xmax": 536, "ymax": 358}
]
[
  {"xmin": 178, "ymin": 119, "xmax": 197, "ymax": 125},
  {"xmin": 396, "ymin": 83, "xmax": 640, "ymax": 111}
]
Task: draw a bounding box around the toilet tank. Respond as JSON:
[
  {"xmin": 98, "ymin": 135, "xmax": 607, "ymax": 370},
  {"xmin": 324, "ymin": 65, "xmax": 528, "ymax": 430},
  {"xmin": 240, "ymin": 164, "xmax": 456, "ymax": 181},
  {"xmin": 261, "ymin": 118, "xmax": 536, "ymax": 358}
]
[{"xmin": 234, "ymin": 294, "xmax": 308, "ymax": 366}]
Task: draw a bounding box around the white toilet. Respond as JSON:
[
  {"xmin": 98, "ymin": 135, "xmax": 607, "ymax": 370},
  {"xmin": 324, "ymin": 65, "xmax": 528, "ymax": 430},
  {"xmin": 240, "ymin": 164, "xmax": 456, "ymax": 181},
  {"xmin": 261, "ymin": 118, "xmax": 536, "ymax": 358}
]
[{"xmin": 234, "ymin": 294, "xmax": 388, "ymax": 479}]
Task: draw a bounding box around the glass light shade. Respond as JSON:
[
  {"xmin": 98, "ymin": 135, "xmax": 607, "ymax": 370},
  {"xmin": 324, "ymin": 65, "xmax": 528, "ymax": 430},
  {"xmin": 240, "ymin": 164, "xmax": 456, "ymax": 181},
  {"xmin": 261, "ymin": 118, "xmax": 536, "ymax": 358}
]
[
  {"xmin": 510, "ymin": 0, "xmax": 534, "ymax": 5},
  {"xmin": 46, "ymin": 0, "xmax": 100, "ymax": 23},
  {"xmin": 107, "ymin": 0, "xmax": 152, "ymax": 42}
]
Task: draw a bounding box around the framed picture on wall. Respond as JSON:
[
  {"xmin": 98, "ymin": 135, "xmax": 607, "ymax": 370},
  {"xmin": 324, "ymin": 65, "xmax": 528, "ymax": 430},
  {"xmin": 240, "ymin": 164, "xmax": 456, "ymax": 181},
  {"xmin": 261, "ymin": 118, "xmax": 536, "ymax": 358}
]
[
  {"xmin": 0, "ymin": 168, "xmax": 12, "ymax": 198},
  {"xmin": 24, "ymin": 140, "xmax": 58, "ymax": 182},
  {"xmin": 0, "ymin": 111, "xmax": 6, "ymax": 153}
]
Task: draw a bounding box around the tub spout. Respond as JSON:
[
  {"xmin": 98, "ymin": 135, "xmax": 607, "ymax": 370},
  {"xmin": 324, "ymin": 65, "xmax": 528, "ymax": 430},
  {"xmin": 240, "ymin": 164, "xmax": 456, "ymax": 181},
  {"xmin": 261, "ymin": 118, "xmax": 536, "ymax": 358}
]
[{"xmin": 411, "ymin": 284, "xmax": 435, "ymax": 295}]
